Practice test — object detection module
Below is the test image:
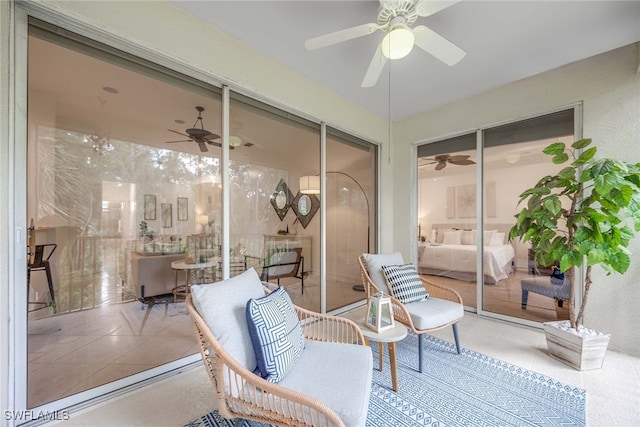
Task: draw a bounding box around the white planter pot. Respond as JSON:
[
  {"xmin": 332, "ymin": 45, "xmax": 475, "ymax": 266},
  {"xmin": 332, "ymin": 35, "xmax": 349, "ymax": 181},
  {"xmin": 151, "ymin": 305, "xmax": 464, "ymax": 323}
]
[{"xmin": 543, "ymin": 320, "xmax": 610, "ymax": 371}]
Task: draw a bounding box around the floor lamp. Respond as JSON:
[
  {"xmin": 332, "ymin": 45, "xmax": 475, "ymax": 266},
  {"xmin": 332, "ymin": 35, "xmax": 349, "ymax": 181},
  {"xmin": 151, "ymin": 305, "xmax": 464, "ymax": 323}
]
[{"xmin": 299, "ymin": 171, "xmax": 370, "ymax": 292}]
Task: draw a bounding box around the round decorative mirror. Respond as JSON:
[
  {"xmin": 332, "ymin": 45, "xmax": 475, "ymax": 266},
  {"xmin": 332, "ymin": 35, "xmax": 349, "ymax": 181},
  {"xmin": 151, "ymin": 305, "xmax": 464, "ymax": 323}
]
[
  {"xmin": 270, "ymin": 179, "xmax": 292, "ymax": 221},
  {"xmin": 298, "ymin": 195, "xmax": 311, "ymax": 216},
  {"xmin": 292, "ymin": 192, "xmax": 319, "ymax": 229},
  {"xmin": 275, "ymin": 190, "xmax": 287, "ymax": 209}
]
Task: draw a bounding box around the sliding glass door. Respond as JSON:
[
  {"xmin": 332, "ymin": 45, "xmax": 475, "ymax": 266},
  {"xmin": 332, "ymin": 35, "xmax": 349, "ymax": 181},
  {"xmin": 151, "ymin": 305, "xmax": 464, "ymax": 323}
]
[
  {"xmin": 22, "ymin": 16, "xmax": 378, "ymax": 413},
  {"xmin": 481, "ymin": 110, "xmax": 575, "ymax": 322},
  {"xmin": 229, "ymin": 93, "xmax": 321, "ymax": 312},
  {"xmin": 325, "ymin": 128, "xmax": 377, "ymax": 312},
  {"xmin": 27, "ymin": 24, "xmax": 222, "ymax": 407},
  {"xmin": 417, "ymin": 109, "xmax": 576, "ymax": 325},
  {"xmin": 417, "ymin": 133, "xmax": 478, "ymax": 308}
]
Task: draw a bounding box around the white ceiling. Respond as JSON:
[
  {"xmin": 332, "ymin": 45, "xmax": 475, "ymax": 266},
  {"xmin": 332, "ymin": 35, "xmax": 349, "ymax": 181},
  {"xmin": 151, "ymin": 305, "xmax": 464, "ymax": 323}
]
[{"xmin": 170, "ymin": 0, "xmax": 640, "ymax": 121}]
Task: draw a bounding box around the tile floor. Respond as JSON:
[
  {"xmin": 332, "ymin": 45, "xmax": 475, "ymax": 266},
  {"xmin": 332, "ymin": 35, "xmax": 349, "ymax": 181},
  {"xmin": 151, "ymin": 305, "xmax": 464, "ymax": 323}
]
[{"xmin": 43, "ymin": 309, "xmax": 639, "ymax": 427}]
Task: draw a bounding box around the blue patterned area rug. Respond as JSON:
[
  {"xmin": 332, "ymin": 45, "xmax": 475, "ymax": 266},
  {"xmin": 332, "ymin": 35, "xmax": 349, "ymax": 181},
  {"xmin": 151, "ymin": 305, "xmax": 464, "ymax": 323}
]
[{"xmin": 185, "ymin": 334, "xmax": 586, "ymax": 427}]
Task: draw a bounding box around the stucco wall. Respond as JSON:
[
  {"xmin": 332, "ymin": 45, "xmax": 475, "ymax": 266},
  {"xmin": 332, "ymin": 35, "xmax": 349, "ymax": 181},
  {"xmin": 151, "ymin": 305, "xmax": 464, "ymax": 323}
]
[{"xmin": 394, "ymin": 43, "xmax": 640, "ymax": 356}]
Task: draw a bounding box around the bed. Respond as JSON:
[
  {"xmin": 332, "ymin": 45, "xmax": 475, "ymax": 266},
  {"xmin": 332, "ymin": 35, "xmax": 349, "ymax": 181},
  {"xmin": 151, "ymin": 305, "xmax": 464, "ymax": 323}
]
[{"xmin": 418, "ymin": 224, "xmax": 515, "ymax": 284}]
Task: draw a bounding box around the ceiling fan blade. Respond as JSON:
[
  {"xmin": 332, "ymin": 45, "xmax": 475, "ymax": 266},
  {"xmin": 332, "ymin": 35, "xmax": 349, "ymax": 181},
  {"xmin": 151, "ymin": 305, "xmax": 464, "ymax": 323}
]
[
  {"xmin": 450, "ymin": 159, "xmax": 476, "ymax": 165},
  {"xmin": 168, "ymin": 129, "xmax": 190, "ymax": 138},
  {"xmin": 418, "ymin": 161, "xmax": 437, "ymax": 167},
  {"xmin": 166, "ymin": 140, "xmax": 191, "ymax": 143},
  {"xmin": 305, "ymin": 23, "xmax": 379, "ymax": 50},
  {"xmin": 435, "ymin": 162, "xmax": 447, "ymax": 171},
  {"xmin": 413, "ymin": 25, "xmax": 466, "ymax": 66},
  {"xmin": 197, "ymin": 142, "xmax": 208, "ymax": 152},
  {"xmin": 449, "ymin": 154, "xmax": 470, "ymax": 160},
  {"xmin": 361, "ymin": 43, "xmax": 387, "ymax": 88},
  {"xmin": 415, "ymin": 0, "xmax": 461, "ymax": 18}
]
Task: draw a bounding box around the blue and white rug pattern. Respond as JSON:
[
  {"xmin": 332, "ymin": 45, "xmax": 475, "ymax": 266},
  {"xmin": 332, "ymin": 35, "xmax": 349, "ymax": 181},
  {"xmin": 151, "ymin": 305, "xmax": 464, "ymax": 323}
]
[{"xmin": 186, "ymin": 334, "xmax": 586, "ymax": 427}]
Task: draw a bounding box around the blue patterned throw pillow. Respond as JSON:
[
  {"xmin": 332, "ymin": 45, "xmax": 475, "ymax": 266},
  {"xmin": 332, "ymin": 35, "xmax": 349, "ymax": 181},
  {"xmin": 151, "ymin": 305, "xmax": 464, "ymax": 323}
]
[
  {"xmin": 246, "ymin": 286, "xmax": 305, "ymax": 382},
  {"xmin": 382, "ymin": 264, "xmax": 429, "ymax": 304}
]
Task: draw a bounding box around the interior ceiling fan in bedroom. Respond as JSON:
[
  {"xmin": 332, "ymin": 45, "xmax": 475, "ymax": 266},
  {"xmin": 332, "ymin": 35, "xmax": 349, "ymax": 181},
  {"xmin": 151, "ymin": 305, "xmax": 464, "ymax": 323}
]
[
  {"xmin": 420, "ymin": 154, "xmax": 476, "ymax": 170},
  {"xmin": 305, "ymin": 0, "xmax": 466, "ymax": 87},
  {"xmin": 166, "ymin": 106, "xmax": 229, "ymax": 153}
]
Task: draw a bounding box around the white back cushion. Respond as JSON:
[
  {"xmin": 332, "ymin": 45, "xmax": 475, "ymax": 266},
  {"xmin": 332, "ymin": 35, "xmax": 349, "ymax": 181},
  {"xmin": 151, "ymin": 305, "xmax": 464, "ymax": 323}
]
[
  {"xmin": 489, "ymin": 232, "xmax": 506, "ymax": 246},
  {"xmin": 461, "ymin": 230, "xmax": 476, "ymax": 245},
  {"xmin": 267, "ymin": 250, "xmax": 299, "ymax": 276},
  {"xmin": 443, "ymin": 230, "xmax": 462, "ymax": 245},
  {"xmin": 362, "ymin": 252, "xmax": 404, "ymax": 295},
  {"xmin": 191, "ymin": 268, "xmax": 265, "ymax": 371}
]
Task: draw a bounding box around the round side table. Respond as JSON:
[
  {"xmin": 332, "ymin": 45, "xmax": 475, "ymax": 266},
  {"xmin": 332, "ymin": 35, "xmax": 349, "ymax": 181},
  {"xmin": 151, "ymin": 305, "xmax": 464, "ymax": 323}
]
[
  {"xmin": 358, "ymin": 321, "xmax": 407, "ymax": 391},
  {"xmin": 171, "ymin": 259, "xmax": 218, "ymax": 301}
]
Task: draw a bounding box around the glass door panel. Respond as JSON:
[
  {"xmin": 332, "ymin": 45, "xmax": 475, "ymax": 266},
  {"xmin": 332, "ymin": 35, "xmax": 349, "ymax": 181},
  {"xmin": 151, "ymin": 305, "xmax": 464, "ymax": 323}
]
[
  {"xmin": 417, "ymin": 134, "xmax": 478, "ymax": 309},
  {"xmin": 229, "ymin": 94, "xmax": 320, "ymax": 312},
  {"xmin": 325, "ymin": 129, "xmax": 377, "ymax": 312},
  {"xmin": 27, "ymin": 31, "xmax": 220, "ymax": 407},
  {"xmin": 481, "ymin": 110, "xmax": 574, "ymax": 322}
]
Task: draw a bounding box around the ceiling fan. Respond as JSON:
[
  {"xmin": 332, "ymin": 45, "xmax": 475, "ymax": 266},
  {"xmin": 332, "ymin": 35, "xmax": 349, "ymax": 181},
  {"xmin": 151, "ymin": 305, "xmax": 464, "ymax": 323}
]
[
  {"xmin": 305, "ymin": 0, "xmax": 466, "ymax": 87},
  {"xmin": 420, "ymin": 154, "xmax": 475, "ymax": 170},
  {"xmin": 166, "ymin": 106, "xmax": 225, "ymax": 153}
]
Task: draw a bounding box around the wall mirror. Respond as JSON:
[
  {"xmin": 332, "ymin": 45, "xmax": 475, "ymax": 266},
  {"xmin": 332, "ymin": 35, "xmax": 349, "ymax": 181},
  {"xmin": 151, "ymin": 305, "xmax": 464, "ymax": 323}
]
[
  {"xmin": 292, "ymin": 192, "xmax": 320, "ymax": 228},
  {"xmin": 270, "ymin": 178, "xmax": 293, "ymax": 221}
]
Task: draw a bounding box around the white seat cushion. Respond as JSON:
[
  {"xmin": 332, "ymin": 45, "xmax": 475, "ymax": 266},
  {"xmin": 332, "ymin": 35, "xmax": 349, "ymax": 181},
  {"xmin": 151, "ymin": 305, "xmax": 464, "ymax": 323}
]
[
  {"xmin": 404, "ymin": 297, "xmax": 464, "ymax": 330},
  {"xmin": 279, "ymin": 340, "xmax": 372, "ymax": 427},
  {"xmin": 190, "ymin": 268, "xmax": 265, "ymax": 371}
]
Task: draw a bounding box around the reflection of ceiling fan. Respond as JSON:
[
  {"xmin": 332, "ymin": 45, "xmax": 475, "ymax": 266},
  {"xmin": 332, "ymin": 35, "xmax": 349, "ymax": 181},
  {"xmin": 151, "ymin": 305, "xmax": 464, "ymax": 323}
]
[
  {"xmin": 420, "ymin": 154, "xmax": 475, "ymax": 170},
  {"xmin": 166, "ymin": 106, "xmax": 225, "ymax": 153},
  {"xmin": 305, "ymin": 0, "xmax": 466, "ymax": 87}
]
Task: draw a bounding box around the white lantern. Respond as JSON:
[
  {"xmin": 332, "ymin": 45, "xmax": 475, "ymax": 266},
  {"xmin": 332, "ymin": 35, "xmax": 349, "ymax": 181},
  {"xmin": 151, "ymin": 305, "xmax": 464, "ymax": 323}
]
[{"xmin": 365, "ymin": 291, "xmax": 395, "ymax": 332}]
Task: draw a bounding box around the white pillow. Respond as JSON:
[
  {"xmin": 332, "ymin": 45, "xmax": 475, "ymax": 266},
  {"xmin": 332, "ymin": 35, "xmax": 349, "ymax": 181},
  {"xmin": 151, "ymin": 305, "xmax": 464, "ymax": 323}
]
[
  {"xmin": 190, "ymin": 268, "xmax": 265, "ymax": 371},
  {"xmin": 483, "ymin": 230, "xmax": 497, "ymax": 245},
  {"xmin": 461, "ymin": 230, "xmax": 476, "ymax": 245},
  {"xmin": 443, "ymin": 230, "xmax": 462, "ymax": 245},
  {"xmin": 429, "ymin": 229, "xmax": 436, "ymax": 243},
  {"xmin": 436, "ymin": 228, "xmax": 450, "ymax": 244},
  {"xmin": 489, "ymin": 232, "xmax": 506, "ymax": 246},
  {"xmin": 363, "ymin": 252, "xmax": 404, "ymax": 295}
]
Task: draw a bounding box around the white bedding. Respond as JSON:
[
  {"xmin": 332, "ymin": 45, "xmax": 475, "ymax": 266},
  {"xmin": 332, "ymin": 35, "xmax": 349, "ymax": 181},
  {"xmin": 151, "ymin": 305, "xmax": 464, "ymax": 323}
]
[{"xmin": 418, "ymin": 243, "xmax": 515, "ymax": 284}]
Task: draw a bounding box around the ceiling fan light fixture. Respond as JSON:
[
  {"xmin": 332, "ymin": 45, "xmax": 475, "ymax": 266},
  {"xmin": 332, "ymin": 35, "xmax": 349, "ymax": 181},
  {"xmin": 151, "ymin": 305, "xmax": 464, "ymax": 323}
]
[
  {"xmin": 381, "ymin": 23, "xmax": 414, "ymax": 59},
  {"xmin": 229, "ymin": 135, "xmax": 242, "ymax": 147}
]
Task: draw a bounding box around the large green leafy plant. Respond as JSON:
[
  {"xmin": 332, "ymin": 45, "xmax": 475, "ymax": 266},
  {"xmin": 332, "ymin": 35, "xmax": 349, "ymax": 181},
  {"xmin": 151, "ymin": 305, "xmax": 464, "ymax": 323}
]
[{"xmin": 509, "ymin": 138, "xmax": 640, "ymax": 329}]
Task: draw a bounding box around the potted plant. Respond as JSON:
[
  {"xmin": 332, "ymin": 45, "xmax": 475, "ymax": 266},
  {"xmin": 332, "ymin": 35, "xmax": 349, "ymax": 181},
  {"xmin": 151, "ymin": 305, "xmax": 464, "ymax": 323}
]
[{"xmin": 509, "ymin": 138, "xmax": 640, "ymax": 370}]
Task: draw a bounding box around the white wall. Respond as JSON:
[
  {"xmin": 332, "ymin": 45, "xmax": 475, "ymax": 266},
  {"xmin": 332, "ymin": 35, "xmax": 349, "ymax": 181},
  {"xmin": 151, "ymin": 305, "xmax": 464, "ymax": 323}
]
[{"xmin": 395, "ymin": 43, "xmax": 640, "ymax": 356}]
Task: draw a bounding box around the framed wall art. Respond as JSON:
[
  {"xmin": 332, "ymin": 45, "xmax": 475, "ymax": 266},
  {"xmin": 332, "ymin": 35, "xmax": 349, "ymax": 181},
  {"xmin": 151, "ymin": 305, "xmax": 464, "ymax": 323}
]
[
  {"xmin": 161, "ymin": 203, "xmax": 172, "ymax": 228},
  {"xmin": 144, "ymin": 194, "xmax": 156, "ymax": 220},
  {"xmin": 177, "ymin": 197, "xmax": 188, "ymax": 221}
]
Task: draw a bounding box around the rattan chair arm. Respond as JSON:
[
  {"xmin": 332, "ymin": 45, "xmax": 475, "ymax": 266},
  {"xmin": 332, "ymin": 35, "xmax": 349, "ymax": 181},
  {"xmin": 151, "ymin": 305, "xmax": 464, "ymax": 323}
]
[
  {"xmin": 295, "ymin": 305, "xmax": 366, "ymax": 345},
  {"xmin": 421, "ymin": 277, "xmax": 463, "ymax": 304}
]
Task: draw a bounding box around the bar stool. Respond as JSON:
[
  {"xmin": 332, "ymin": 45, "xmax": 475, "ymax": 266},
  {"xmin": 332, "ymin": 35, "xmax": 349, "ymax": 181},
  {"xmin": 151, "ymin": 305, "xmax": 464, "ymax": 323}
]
[{"xmin": 27, "ymin": 243, "xmax": 57, "ymax": 313}]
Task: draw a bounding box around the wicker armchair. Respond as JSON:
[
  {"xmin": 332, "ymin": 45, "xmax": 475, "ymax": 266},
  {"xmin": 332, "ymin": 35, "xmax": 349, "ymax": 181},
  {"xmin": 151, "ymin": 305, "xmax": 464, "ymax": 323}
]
[
  {"xmin": 359, "ymin": 253, "xmax": 464, "ymax": 373},
  {"xmin": 186, "ymin": 271, "xmax": 372, "ymax": 427}
]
